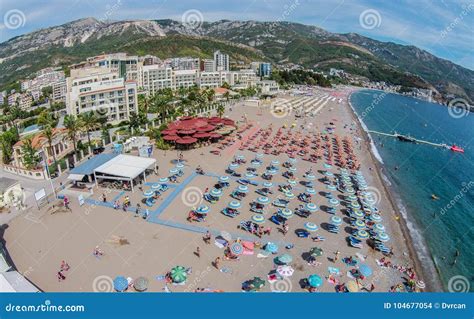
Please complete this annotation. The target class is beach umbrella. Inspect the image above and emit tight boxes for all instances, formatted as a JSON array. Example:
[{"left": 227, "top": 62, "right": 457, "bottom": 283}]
[
  {"left": 236, "top": 154, "right": 245, "bottom": 160},
  {"left": 143, "top": 190, "right": 154, "bottom": 198},
  {"left": 306, "top": 188, "right": 316, "bottom": 195},
  {"left": 277, "top": 254, "right": 293, "bottom": 264},
  {"left": 359, "top": 264, "right": 373, "bottom": 277},
  {"left": 347, "top": 194, "right": 358, "bottom": 201},
  {"left": 271, "top": 160, "right": 280, "bottom": 166},
  {"left": 210, "top": 188, "right": 223, "bottom": 197},
  {"left": 197, "top": 205, "right": 210, "bottom": 214},
  {"left": 159, "top": 177, "right": 169, "bottom": 183},
  {"left": 304, "top": 222, "right": 319, "bottom": 232},
  {"left": 287, "top": 179, "right": 297, "bottom": 185},
  {"left": 250, "top": 277, "right": 265, "bottom": 289},
  {"left": 347, "top": 281, "right": 359, "bottom": 292},
  {"left": 151, "top": 183, "right": 161, "bottom": 191},
  {"left": 376, "top": 232, "right": 390, "bottom": 242},
  {"left": 306, "top": 203, "right": 318, "bottom": 212},
  {"left": 263, "top": 182, "right": 273, "bottom": 188},
  {"left": 330, "top": 215, "right": 342, "bottom": 225},
  {"left": 356, "top": 230, "right": 369, "bottom": 239},
  {"left": 323, "top": 163, "right": 332, "bottom": 169},
  {"left": 308, "top": 274, "right": 323, "bottom": 288},
  {"left": 351, "top": 201, "right": 361, "bottom": 209},
  {"left": 256, "top": 153, "right": 264, "bottom": 159},
  {"left": 340, "top": 168, "right": 348, "bottom": 174},
  {"left": 285, "top": 192, "right": 295, "bottom": 199},
  {"left": 352, "top": 210, "right": 365, "bottom": 219},
  {"left": 306, "top": 174, "right": 316, "bottom": 180},
  {"left": 252, "top": 214, "right": 265, "bottom": 224},
  {"left": 230, "top": 242, "right": 244, "bottom": 255},
  {"left": 345, "top": 187, "right": 355, "bottom": 194},
  {"left": 326, "top": 184, "right": 336, "bottom": 191},
  {"left": 324, "top": 171, "right": 334, "bottom": 177},
  {"left": 237, "top": 185, "right": 249, "bottom": 193},
  {"left": 370, "top": 214, "right": 382, "bottom": 222},
  {"left": 289, "top": 158, "right": 297, "bottom": 163},
  {"left": 279, "top": 208, "right": 294, "bottom": 218},
  {"left": 416, "top": 280, "right": 426, "bottom": 289},
  {"left": 257, "top": 196, "right": 270, "bottom": 204},
  {"left": 277, "top": 265, "right": 295, "bottom": 277},
  {"left": 219, "top": 176, "right": 230, "bottom": 182},
  {"left": 176, "top": 162, "right": 184, "bottom": 169},
  {"left": 373, "top": 223, "right": 385, "bottom": 233},
  {"left": 229, "top": 163, "right": 239, "bottom": 169},
  {"left": 228, "top": 200, "right": 241, "bottom": 209},
  {"left": 245, "top": 172, "right": 256, "bottom": 179},
  {"left": 289, "top": 167, "right": 297, "bottom": 172},
  {"left": 354, "top": 220, "right": 366, "bottom": 229},
  {"left": 170, "top": 266, "right": 187, "bottom": 284},
  {"left": 113, "top": 276, "right": 128, "bottom": 292},
  {"left": 329, "top": 198, "right": 340, "bottom": 206},
  {"left": 133, "top": 277, "right": 149, "bottom": 292},
  {"left": 169, "top": 168, "right": 178, "bottom": 174},
  {"left": 265, "top": 242, "right": 279, "bottom": 254},
  {"left": 251, "top": 161, "right": 262, "bottom": 167},
  {"left": 309, "top": 247, "right": 323, "bottom": 257},
  {"left": 267, "top": 169, "right": 278, "bottom": 175}
]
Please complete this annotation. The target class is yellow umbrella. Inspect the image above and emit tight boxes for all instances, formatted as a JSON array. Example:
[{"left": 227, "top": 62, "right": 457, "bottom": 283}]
[{"left": 347, "top": 281, "right": 359, "bottom": 292}]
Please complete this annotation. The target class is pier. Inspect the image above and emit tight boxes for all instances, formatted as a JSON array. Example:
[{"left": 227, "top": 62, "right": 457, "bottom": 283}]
[{"left": 367, "top": 130, "right": 447, "bottom": 148}]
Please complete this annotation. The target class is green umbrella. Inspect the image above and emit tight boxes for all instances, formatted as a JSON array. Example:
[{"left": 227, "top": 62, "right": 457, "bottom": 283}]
[
  {"left": 310, "top": 247, "right": 323, "bottom": 257},
  {"left": 250, "top": 277, "right": 265, "bottom": 289},
  {"left": 170, "top": 266, "right": 187, "bottom": 283},
  {"left": 277, "top": 254, "right": 293, "bottom": 264}
]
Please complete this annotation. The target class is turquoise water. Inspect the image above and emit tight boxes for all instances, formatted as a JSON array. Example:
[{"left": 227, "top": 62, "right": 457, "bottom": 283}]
[{"left": 350, "top": 90, "right": 473, "bottom": 292}]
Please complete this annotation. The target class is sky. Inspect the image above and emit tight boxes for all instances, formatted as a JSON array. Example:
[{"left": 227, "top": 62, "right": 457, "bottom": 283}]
[{"left": 0, "top": 0, "right": 473, "bottom": 70}]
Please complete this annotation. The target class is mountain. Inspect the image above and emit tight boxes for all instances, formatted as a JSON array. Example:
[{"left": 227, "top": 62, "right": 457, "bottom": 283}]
[{"left": 1, "top": 18, "right": 472, "bottom": 101}]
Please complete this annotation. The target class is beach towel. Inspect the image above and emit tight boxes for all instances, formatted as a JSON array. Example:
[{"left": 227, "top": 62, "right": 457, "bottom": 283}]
[
  {"left": 327, "top": 275, "right": 339, "bottom": 285},
  {"left": 214, "top": 238, "right": 227, "bottom": 249},
  {"left": 220, "top": 267, "right": 233, "bottom": 274},
  {"left": 155, "top": 275, "right": 166, "bottom": 281},
  {"left": 257, "top": 252, "right": 270, "bottom": 258},
  {"left": 242, "top": 241, "right": 255, "bottom": 255},
  {"left": 267, "top": 274, "right": 278, "bottom": 283}
]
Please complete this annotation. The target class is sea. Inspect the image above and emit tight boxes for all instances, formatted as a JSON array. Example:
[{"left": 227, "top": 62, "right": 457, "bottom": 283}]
[{"left": 350, "top": 89, "right": 474, "bottom": 292}]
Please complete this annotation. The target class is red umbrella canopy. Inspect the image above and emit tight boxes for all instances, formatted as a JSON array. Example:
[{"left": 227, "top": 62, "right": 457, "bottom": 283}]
[
  {"left": 176, "top": 137, "right": 198, "bottom": 144},
  {"left": 193, "top": 132, "right": 211, "bottom": 138},
  {"left": 209, "top": 133, "right": 222, "bottom": 139},
  {"left": 163, "top": 135, "right": 179, "bottom": 141},
  {"left": 177, "top": 129, "right": 196, "bottom": 135},
  {"left": 196, "top": 125, "right": 216, "bottom": 132},
  {"left": 161, "top": 129, "right": 177, "bottom": 135}
]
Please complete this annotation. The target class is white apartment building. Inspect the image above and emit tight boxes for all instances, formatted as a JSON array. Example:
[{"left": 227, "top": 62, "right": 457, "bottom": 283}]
[
  {"left": 201, "top": 59, "right": 215, "bottom": 72},
  {"left": 198, "top": 72, "right": 228, "bottom": 89},
  {"left": 66, "top": 68, "right": 138, "bottom": 124},
  {"left": 21, "top": 68, "right": 65, "bottom": 99},
  {"left": 140, "top": 64, "right": 173, "bottom": 93},
  {"left": 169, "top": 57, "right": 200, "bottom": 71},
  {"left": 52, "top": 80, "right": 67, "bottom": 103},
  {"left": 172, "top": 70, "right": 198, "bottom": 89},
  {"left": 214, "top": 51, "right": 230, "bottom": 72},
  {"left": 86, "top": 53, "right": 139, "bottom": 82}
]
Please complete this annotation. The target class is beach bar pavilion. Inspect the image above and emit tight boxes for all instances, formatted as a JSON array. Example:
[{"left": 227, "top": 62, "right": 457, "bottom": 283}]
[{"left": 93, "top": 155, "right": 157, "bottom": 192}]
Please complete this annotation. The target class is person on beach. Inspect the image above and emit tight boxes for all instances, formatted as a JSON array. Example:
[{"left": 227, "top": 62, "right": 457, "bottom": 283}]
[
  {"left": 143, "top": 209, "right": 149, "bottom": 219},
  {"left": 195, "top": 247, "right": 200, "bottom": 258},
  {"left": 135, "top": 204, "right": 141, "bottom": 217},
  {"left": 93, "top": 246, "right": 103, "bottom": 257},
  {"left": 203, "top": 231, "right": 211, "bottom": 244},
  {"left": 282, "top": 222, "right": 289, "bottom": 236},
  {"left": 113, "top": 200, "right": 119, "bottom": 209},
  {"left": 63, "top": 197, "right": 70, "bottom": 210},
  {"left": 102, "top": 193, "right": 107, "bottom": 203},
  {"left": 57, "top": 271, "right": 66, "bottom": 282},
  {"left": 213, "top": 257, "right": 221, "bottom": 270},
  {"left": 334, "top": 250, "right": 340, "bottom": 262},
  {"left": 60, "top": 260, "right": 70, "bottom": 271}
]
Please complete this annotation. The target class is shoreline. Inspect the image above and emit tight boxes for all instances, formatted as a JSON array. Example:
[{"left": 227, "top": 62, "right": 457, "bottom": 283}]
[{"left": 346, "top": 89, "right": 438, "bottom": 292}]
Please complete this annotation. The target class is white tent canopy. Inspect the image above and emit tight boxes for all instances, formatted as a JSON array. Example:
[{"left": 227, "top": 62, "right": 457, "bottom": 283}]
[
  {"left": 93, "top": 154, "right": 157, "bottom": 191},
  {"left": 0, "top": 271, "right": 39, "bottom": 292}
]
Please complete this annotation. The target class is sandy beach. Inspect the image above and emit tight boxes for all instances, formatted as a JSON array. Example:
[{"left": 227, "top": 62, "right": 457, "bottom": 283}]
[{"left": 2, "top": 86, "right": 422, "bottom": 292}]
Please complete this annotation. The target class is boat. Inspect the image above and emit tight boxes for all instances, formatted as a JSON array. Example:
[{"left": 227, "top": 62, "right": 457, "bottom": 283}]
[
  {"left": 395, "top": 133, "right": 416, "bottom": 143},
  {"left": 450, "top": 145, "right": 464, "bottom": 153},
  {"left": 431, "top": 194, "right": 439, "bottom": 200}
]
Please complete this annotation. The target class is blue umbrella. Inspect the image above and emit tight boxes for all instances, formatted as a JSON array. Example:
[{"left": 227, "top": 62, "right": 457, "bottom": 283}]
[
  {"left": 219, "top": 176, "right": 230, "bottom": 182},
  {"left": 289, "top": 167, "right": 297, "bottom": 172},
  {"left": 306, "top": 174, "right": 316, "bottom": 180},
  {"left": 252, "top": 214, "right": 265, "bottom": 224},
  {"left": 326, "top": 184, "right": 336, "bottom": 191},
  {"left": 256, "top": 153, "right": 264, "bottom": 159},
  {"left": 304, "top": 222, "right": 318, "bottom": 232},
  {"left": 169, "top": 168, "right": 178, "bottom": 174},
  {"left": 308, "top": 274, "right": 323, "bottom": 288},
  {"left": 306, "top": 188, "right": 316, "bottom": 195},
  {"left": 237, "top": 185, "right": 249, "bottom": 193},
  {"left": 285, "top": 192, "right": 295, "bottom": 199},
  {"left": 359, "top": 264, "right": 373, "bottom": 277},
  {"left": 345, "top": 187, "right": 355, "bottom": 194},
  {"left": 245, "top": 172, "right": 255, "bottom": 178},
  {"left": 324, "top": 171, "right": 334, "bottom": 177},
  {"left": 257, "top": 196, "right": 270, "bottom": 204},
  {"left": 176, "top": 162, "right": 184, "bottom": 169},
  {"left": 279, "top": 208, "right": 293, "bottom": 218},
  {"left": 263, "top": 182, "right": 273, "bottom": 188},
  {"left": 271, "top": 160, "right": 280, "bottom": 166},
  {"left": 236, "top": 154, "right": 245, "bottom": 159},
  {"left": 251, "top": 161, "right": 262, "bottom": 167},
  {"left": 210, "top": 188, "right": 223, "bottom": 197},
  {"left": 229, "top": 163, "right": 239, "bottom": 169},
  {"left": 329, "top": 198, "right": 340, "bottom": 206},
  {"left": 347, "top": 194, "right": 358, "bottom": 201},
  {"left": 230, "top": 242, "right": 244, "bottom": 255},
  {"left": 356, "top": 230, "right": 369, "bottom": 239},
  {"left": 287, "top": 179, "right": 297, "bottom": 185},
  {"left": 143, "top": 190, "right": 154, "bottom": 198},
  {"left": 265, "top": 242, "right": 279, "bottom": 253},
  {"left": 267, "top": 169, "right": 278, "bottom": 175},
  {"left": 277, "top": 254, "right": 293, "bottom": 264},
  {"left": 323, "top": 163, "right": 332, "bottom": 169},
  {"left": 354, "top": 219, "right": 366, "bottom": 229},
  {"left": 197, "top": 205, "right": 210, "bottom": 213},
  {"left": 373, "top": 223, "right": 385, "bottom": 233},
  {"left": 151, "top": 183, "right": 161, "bottom": 191},
  {"left": 228, "top": 201, "right": 241, "bottom": 209},
  {"left": 352, "top": 210, "right": 364, "bottom": 219},
  {"left": 376, "top": 232, "right": 390, "bottom": 242},
  {"left": 113, "top": 276, "right": 128, "bottom": 292},
  {"left": 330, "top": 215, "right": 342, "bottom": 225},
  {"left": 351, "top": 201, "right": 361, "bottom": 209},
  {"left": 370, "top": 214, "right": 382, "bottom": 222},
  {"left": 159, "top": 177, "right": 169, "bottom": 183},
  {"left": 306, "top": 203, "right": 318, "bottom": 212}
]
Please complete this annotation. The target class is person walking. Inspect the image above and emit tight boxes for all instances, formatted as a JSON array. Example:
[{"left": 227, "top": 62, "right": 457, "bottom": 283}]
[
  {"left": 334, "top": 250, "right": 340, "bottom": 262},
  {"left": 135, "top": 204, "right": 141, "bottom": 217},
  {"left": 195, "top": 247, "right": 200, "bottom": 258}
]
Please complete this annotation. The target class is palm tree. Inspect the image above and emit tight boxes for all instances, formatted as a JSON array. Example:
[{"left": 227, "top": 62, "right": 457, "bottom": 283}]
[
  {"left": 43, "top": 126, "right": 57, "bottom": 168},
  {"left": 217, "top": 103, "right": 225, "bottom": 118},
  {"left": 64, "top": 115, "right": 80, "bottom": 155},
  {"left": 21, "top": 137, "right": 41, "bottom": 170},
  {"left": 79, "top": 111, "right": 97, "bottom": 147}
]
